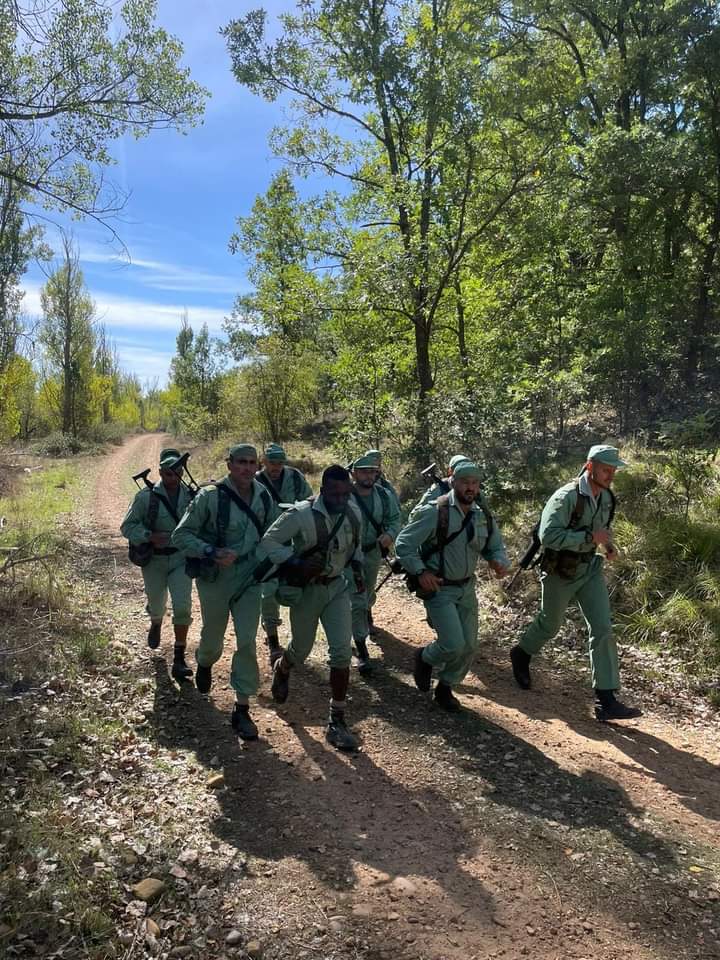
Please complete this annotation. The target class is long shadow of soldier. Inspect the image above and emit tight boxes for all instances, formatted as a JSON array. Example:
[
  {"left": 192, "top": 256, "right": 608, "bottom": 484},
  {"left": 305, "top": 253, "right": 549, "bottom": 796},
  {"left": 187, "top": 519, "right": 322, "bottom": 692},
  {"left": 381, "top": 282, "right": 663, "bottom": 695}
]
[
  {"left": 460, "top": 626, "right": 720, "bottom": 826},
  {"left": 147, "top": 658, "right": 496, "bottom": 929}
]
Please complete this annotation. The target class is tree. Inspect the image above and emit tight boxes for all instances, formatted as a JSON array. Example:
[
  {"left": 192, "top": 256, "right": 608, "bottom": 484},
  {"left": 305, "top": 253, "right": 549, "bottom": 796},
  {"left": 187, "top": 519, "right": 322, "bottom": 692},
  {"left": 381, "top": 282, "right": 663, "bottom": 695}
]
[
  {"left": 1, "top": 0, "right": 206, "bottom": 222},
  {"left": 39, "top": 235, "right": 96, "bottom": 437},
  {"left": 224, "top": 0, "right": 538, "bottom": 454}
]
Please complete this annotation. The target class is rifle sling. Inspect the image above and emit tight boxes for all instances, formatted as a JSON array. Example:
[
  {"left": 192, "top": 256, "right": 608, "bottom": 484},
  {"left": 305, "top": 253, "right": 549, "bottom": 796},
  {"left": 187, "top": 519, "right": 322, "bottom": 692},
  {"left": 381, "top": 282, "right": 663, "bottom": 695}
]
[{"left": 218, "top": 484, "right": 265, "bottom": 539}]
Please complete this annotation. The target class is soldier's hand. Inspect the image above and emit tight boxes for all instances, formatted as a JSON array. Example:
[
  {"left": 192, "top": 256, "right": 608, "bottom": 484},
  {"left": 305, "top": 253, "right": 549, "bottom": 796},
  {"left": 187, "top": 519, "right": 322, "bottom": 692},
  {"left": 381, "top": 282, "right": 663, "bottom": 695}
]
[
  {"left": 592, "top": 529, "right": 611, "bottom": 546},
  {"left": 378, "top": 533, "right": 393, "bottom": 551},
  {"left": 149, "top": 531, "right": 170, "bottom": 547},
  {"left": 489, "top": 561, "right": 511, "bottom": 579},
  {"left": 215, "top": 548, "right": 237, "bottom": 567},
  {"left": 418, "top": 571, "right": 443, "bottom": 593}
]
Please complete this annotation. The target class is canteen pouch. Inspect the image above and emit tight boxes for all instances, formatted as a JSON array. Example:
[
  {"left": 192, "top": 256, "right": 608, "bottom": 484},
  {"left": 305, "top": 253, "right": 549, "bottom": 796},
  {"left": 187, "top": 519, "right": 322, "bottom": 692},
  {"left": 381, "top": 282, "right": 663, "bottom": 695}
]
[
  {"left": 128, "top": 541, "right": 154, "bottom": 568},
  {"left": 541, "top": 548, "right": 581, "bottom": 580},
  {"left": 185, "top": 556, "right": 219, "bottom": 583}
]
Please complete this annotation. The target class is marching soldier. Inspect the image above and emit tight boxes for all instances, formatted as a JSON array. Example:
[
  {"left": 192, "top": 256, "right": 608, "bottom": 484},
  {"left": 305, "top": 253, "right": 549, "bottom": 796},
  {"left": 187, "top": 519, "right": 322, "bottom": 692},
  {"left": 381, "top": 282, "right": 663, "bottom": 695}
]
[
  {"left": 395, "top": 461, "right": 510, "bottom": 711},
  {"left": 409, "top": 454, "right": 471, "bottom": 518},
  {"left": 256, "top": 464, "right": 363, "bottom": 752},
  {"left": 510, "top": 445, "right": 642, "bottom": 721},
  {"left": 120, "top": 448, "right": 194, "bottom": 681},
  {"left": 255, "top": 443, "right": 313, "bottom": 665},
  {"left": 348, "top": 452, "right": 401, "bottom": 673},
  {"left": 171, "top": 444, "right": 276, "bottom": 740},
  {"left": 363, "top": 448, "right": 401, "bottom": 508}
]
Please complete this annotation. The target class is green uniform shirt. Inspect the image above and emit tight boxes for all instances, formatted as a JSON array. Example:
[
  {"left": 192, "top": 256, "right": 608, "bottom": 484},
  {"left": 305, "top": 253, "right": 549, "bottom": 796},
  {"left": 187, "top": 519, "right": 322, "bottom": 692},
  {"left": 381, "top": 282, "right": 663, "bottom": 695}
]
[
  {"left": 539, "top": 479, "right": 613, "bottom": 554},
  {"left": 257, "top": 496, "right": 363, "bottom": 579},
  {"left": 255, "top": 466, "right": 313, "bottom": 506},
  {"left": 396, "top": 488, "right": 508, "bottom": 579},
  {"left": 120, "top": 482, "right": 192, "bottom": 545},
  {"left": 351, "top": 483, "right": 402, "bottom": 549},
  {"left": 171, "top": 477, "right": 278, "bottom": 559}
]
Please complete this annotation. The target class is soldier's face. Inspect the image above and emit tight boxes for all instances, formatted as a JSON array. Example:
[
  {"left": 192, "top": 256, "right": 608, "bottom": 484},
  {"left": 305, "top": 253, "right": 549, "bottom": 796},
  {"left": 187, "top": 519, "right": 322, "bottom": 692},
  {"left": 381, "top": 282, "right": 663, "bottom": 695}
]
[
  {"left": 322, "top": 479, "right": 352, "bottom": 514},
  {"left": 588, "top": 460, "right": 616, "bottom": 489},
  {"left": 453, "top": 476, "right": 480, "bottom": 504},
  {"left": 159, "top": 467, "right": 182, "bottom": 490},
  {"left": 264, "top": 459, "right": 284, "bottom": 481},
  {"left": 227, "top": 455, "right": 257, "bottom": 487},
  {"left": 353, "top": 467, "right": 376, "bottom": 489}
]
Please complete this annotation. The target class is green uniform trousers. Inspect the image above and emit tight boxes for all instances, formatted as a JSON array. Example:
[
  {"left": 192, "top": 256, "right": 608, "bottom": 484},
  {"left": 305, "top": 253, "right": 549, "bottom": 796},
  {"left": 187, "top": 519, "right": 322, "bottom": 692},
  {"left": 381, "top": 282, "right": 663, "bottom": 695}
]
[
  {"left": 195, "top": 561, "right": 262, "bottom": 699},
  {"left": 261, "top": 579, "right": 282, "bottom": 632},
  {"left": 421, "top": 581, "right": 479, "bottom": 686},
  {"left": 520, "top": 555, "right": 619, "bottom": 690},
  {"left": 142, "top": 554, "right": 193, "bottom": 625},
  {"left": 348, "top": 546, "right": 383, "bottom": 641},
  {"left": 285, "top": 577, "right": 352, "bottom": 669}
]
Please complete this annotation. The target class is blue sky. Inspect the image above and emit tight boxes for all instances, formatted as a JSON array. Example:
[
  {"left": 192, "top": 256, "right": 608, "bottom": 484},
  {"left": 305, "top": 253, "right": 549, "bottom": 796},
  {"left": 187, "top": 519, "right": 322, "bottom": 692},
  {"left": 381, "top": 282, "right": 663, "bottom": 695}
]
[{"left": 21, "top": 0, "right": 299, "bottom": 384}]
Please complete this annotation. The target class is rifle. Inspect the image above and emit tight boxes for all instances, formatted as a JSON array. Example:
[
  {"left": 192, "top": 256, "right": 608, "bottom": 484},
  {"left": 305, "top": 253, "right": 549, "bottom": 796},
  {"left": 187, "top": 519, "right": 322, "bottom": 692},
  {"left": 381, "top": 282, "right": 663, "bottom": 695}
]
[
  {"left": 166, "top": 451, "right": 201, "bottom": 498},
  {"left": 421, "top": 462, "right": 444, "bottom": 486},
  {"left": 132, "top": 468, "right": 153, "bottom": 491},
  {"left": 506, "top": 524, "right": 542, "bottom": 591},
  {"left": 374, "top": 555, "right": 404, "bottom": 594}
]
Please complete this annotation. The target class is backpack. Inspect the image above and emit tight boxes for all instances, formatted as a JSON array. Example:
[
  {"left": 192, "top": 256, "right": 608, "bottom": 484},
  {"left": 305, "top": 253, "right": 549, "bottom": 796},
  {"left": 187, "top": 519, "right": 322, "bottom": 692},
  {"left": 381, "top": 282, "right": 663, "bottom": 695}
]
[{"left": 420, "top": 494, "right": 492, "bottom": 578}]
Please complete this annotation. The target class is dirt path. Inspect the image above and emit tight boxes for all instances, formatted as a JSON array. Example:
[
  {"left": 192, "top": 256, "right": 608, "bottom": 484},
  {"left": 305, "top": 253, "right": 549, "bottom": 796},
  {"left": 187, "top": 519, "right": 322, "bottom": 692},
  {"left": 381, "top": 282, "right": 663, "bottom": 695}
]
[{"left": 87, "top": 435, "right": 720, "bottom": 960}]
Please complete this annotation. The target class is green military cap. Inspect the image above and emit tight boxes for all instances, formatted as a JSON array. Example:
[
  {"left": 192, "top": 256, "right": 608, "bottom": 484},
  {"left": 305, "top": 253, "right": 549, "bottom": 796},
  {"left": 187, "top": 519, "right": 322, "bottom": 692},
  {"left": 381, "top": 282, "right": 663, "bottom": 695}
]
[
  {"left": 228, "top": 443, "right": 258, "bottom": 461},
  {"left": 587, "top": 444, "right": 627, "bottom": 468},
  {"left": 363, "top": 448, "right": 382, "bottom": 465},
  {"left": 159, "top": 448, "right": 182, "bottom": 469},
  {"left": 265, "top": 443, "right": 287, "bottom": 462},
  {"left": 353, "top": 453, "right": 378, "bottom": 469},
  {"left": 449, "top": 454, "right": 470, "bottom": 470},
  {"left": 453, "top": 460, "right": 482, "bottom": 479}
]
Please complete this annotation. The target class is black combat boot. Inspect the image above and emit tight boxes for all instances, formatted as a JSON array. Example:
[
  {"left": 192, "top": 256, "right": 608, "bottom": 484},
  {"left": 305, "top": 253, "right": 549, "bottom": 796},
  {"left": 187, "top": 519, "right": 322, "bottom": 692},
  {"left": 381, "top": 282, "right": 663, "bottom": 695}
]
[
  {"left": 146, "top": 621, "right": 162, "bottom": 649},
  {"left": 367, "top": 609, "right": 377, "bottom": 637},
  {"left": 413, "top": 646, "right": 433, "bottom": 692},
  {"left": 170, "top": 626, "right": 193, "bottom": 681},
  {"left": 265, "top": 633, "right": 284, "bottom": 667},
  {"left": 231, "top": 703, "right": 258, "bottom": 740},
  {"left": 326, "top": 709, "right": 359, "bottom": 752},
  {"left": 594, "top": 690, "right": 643, "bottom": 721},
  {"left": 271, "top": 655, "right": 290, "bottom": 704},
  {"left": 195, "top": 663, "right": 212, "bottom": 694},
  {"left": 434, "top": 681, "right": 462, "bottom": 712},
  {"left": 510, "top": 644, "right": 532, "bottom": 690},
  {"left": 354, "top": 637, "right": 374, "bottom": 677}
]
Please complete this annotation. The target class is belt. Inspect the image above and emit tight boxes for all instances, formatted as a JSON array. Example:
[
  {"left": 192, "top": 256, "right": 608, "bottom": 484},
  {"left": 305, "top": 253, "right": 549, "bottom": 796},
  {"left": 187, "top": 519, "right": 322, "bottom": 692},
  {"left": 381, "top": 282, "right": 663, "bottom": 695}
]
[
  {"left": 314, "top": 575, "right": 340, "bottom": 586},
  {"left": 442, "top": 577, "right": 472, "bottom": 587},
  {"left": 153, "top": 547, "right": 178, "bottom": 556}
]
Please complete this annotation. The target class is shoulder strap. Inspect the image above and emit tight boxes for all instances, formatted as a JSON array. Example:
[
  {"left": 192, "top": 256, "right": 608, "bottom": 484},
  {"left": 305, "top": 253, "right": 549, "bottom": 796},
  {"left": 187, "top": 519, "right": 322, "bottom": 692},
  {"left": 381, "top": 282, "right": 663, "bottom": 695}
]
[
  {"left": 148, "top": 490, "right": 180, "bottom": 526},
  {"left": 420, "top": 495, "right": 474, "bottom": 573},
  {"left": 303, "top": 499, "right": 347, "bottom": 558},
  {"left": 255, "top": 470, "right": 282, "bottom": 504},
  {"left": 352, "top": 488, "right": 384, "bottom": 536},
  {"left": 570, "top": 480, "right": 615, "bottom": 530},
  {"left": 217, "top": 483, "right": 266, "bottom": 539},
  {"left": 292, "top": 468, "right": 303, "bottom": 501}
]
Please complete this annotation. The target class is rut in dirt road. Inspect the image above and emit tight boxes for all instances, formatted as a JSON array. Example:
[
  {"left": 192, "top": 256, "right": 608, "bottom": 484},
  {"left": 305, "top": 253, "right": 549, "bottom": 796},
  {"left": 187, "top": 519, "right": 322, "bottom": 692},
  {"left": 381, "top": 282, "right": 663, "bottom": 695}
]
[{"left": 98, "top": 435, "right": 720, "bottom": 960}]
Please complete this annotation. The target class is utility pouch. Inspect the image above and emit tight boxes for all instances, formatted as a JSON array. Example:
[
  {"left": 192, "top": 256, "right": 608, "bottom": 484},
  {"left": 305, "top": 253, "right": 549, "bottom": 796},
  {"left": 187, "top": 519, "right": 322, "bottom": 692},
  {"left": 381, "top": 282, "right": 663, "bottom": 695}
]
[
  {"left": 541, "top": 548, "right": 581, "bottom": 580},
  {"left": 404, "top": 572, "right": 437, "bottom": 601},
  {"left": 128, "top": 541, "right": 154, "bottom": 568},
  {"left": 185, "top": 556, "right": 219, "bottom": 582}
]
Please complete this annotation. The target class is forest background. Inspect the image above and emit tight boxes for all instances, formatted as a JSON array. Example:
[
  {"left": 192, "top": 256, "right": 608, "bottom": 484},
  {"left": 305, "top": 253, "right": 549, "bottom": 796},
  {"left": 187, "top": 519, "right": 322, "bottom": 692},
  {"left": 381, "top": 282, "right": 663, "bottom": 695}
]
[{"left": 2, "top": 0, "right": 720, "bottom": 680}]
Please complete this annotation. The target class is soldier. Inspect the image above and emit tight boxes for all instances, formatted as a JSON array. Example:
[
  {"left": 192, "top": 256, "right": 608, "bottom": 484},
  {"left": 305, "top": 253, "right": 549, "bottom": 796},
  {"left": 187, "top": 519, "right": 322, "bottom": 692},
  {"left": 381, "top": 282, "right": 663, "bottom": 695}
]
[
  {"left": 510, "top": 445, "right": 642, "bottom": 722},
  {"left": 255, "top": 443, "right": 313, "bottom": 665},
  {"left": 171, "top": 444, "right": 276, "bottom": 740},
  {"left": 395, "top": 461, "right": 510, "bottom": 711},
  {"left": 363, "top": 448, "right": 401, "bottom": 507},
  {"left": 120, "top": 448, "right": 194, "bottom": 682},
  {"left": 348, "top": 452, "right": 401, "bottom": 674},
  {"left": 256, "top": 464, "right": 363, "bottom": 752}
]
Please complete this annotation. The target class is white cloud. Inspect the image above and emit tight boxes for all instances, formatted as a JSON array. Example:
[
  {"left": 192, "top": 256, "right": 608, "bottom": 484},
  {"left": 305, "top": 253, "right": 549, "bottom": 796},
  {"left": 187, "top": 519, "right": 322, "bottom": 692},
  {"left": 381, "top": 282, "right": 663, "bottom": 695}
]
[
  {"left": 76, "top": 245, "right": 242, "bottom": 296},
  {"left": 115, "top": 343, "right": 175, "bottom": 382}
]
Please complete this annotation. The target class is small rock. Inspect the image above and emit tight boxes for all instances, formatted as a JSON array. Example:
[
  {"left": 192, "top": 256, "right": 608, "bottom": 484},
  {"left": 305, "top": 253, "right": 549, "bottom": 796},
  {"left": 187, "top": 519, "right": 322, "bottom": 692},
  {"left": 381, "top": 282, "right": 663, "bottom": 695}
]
[
  {"left": 225, "top": 929, "right": 243, "bottom": 946},
  {"left": 207, "top": 773, "right": 225, "bottom": 790},
  {"left": 169, "top": 947, "right": 193, "bottom": 957},
  {"left": 146, "top": 919, "right": 161, "bottom": 938},
  {"left": 628, "top": 922, "right": 639, "bottom": 931},
  {"left": 582, "top": 921, "right": 593, "bottom": 933},
  {"left": 170, "top": 864, "right": 188, "bottom": 879},
  {"left": 390, "top": 877, "right": 416, "bottom": 897},
  {"left": 118, "top": 932, "right": 134, "bottom": 946},
  {"left": 387, "top": 912, "right": 400, "bottom": 921},
  {"left": 246, "top": 941, "right": 263, "bottom": 958},
  {"left": 178, "top": 849, "right": 199, "bottom": 865},
  {"left": 329, "top": 919, "right": 344, "bottom": 933},
  {"left": 132, "top": 878, "right": 166, "bottom": 903},
  {"left": 352, "top": 905, "right": 372, "bottom": 919}
]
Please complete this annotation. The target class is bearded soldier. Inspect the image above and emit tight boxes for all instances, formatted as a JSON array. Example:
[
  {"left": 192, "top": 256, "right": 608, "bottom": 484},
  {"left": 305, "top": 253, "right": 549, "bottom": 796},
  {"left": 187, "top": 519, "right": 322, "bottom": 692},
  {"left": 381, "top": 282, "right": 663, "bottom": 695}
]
[
  {"left": 510, "top": 445, "right": 642, "bottom": 722},
  {"left": 120, "top": 448, "right": 194, "bottom": 681},
  {"left": 347, "top": 452, "right": 401, "bottom": 674},
  {"left": 171, "top": 444, "right": 277, "bottom": 740},
  {"left": 255, "top": 443, "right": 313, "bottom": 665},
  {"left": 396, "top": 461, "right": 510, "bottom": 711}
]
